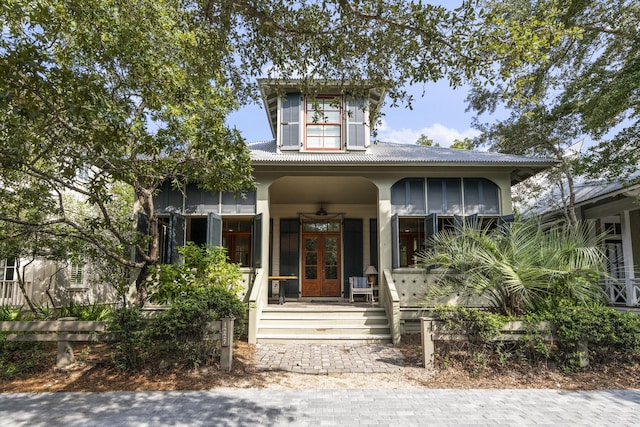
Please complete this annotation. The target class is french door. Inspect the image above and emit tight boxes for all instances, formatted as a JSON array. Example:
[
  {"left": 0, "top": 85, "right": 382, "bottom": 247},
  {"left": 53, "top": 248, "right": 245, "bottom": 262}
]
[{"left": 302, "top": 233, "right": 341, "bottom": 297}]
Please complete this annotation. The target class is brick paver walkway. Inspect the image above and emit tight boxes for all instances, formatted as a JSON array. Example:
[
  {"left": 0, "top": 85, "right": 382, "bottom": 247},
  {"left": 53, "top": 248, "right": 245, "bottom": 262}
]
[
  {"left": 254, "top": 343, "right": 405, "bottom": 374},
  {"left": 2, "top": 389, "right": 639, "bottom": 426}
]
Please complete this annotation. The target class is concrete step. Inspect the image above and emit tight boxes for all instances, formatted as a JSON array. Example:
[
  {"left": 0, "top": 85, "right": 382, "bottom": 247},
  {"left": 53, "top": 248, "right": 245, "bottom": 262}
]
[
  {"left": 259, "top": 318, "right": 389, "bottom": 327},
  {"left": 256, "top": 304, "right": 391, "bottom": 344},
  {"left": 255, "top": 333, "right": 392, "bottom": 344}
]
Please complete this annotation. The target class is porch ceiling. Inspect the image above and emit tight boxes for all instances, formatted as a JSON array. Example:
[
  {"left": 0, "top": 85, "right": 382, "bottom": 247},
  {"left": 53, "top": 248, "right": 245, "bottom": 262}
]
[{"left": 269, "top": 176, "right": 377, "bottom": 205}]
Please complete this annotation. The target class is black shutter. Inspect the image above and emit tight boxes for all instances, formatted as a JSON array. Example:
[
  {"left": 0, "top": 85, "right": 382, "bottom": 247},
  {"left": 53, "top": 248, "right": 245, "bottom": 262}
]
[
  {"left": 424, "top": 213, "right": 437, "bottom": 250},
  {"left": 281, "top": 94, "right": 300, "bottom": 149},
  {"left": 279, "top": 219, "right": 300, "bottom": 298},
  {"left": 169, "top": 213, "right": 185, "bottom": 264},
  {"left": 206, "top": 212, "right": 222, "bottom": 246},
  {"left": 343, "top": 218, "right": 364, "bottom": 297},
  {"left": 369, "top": 218, "right": 378, "bottom": 270},
  {"left": 391, "top": 213, "right": 399, "bottom": 269},
  {"left": 252, "top": 214, "right": 262, "bottom": 268}
]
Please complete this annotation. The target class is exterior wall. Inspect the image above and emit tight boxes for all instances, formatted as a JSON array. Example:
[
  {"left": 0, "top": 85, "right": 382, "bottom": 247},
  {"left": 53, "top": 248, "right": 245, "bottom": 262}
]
[
  {"left": 1, "top": 259, "right": 120, "bottom": 308},
  {"left": 256, "top": 167, "right": 515, "bottom": 304}
]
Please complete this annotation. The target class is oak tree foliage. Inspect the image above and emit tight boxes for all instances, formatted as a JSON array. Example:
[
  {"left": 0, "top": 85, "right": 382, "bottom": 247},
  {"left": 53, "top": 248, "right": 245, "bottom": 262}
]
[{"left": 0, "top": 0, "right": 567, "bottom": 303}]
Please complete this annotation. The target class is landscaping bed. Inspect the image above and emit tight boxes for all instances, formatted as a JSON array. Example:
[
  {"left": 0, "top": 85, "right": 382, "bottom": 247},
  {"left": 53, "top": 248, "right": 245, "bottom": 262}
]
[{"left": 1, "top": 336, "right": 639, "bottom": 392}]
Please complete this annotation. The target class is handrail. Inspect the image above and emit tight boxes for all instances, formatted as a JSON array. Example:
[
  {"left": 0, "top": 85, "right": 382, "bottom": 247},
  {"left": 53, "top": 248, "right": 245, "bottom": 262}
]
[
  {"left": 381, "top": 269, "right": 401, "bottom": 344},
  {"left": 247, "top": 268, "right": 266, "bottom": 344}
]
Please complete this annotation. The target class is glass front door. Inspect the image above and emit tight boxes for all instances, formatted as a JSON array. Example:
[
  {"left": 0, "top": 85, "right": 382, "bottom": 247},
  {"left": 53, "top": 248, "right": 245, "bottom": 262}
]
[{"left": 302, "top": 224, "right": 341, "bottom": 297}]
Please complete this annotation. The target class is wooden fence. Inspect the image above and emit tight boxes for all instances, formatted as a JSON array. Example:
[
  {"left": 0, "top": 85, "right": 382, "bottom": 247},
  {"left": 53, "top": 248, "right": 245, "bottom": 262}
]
[{"left": 0, "top": 317, "right": 235, "bottom": 370}]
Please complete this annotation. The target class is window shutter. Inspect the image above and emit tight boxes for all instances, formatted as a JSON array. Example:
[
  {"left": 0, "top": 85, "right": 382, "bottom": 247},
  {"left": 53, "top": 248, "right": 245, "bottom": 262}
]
[
  {"left": 279, "top": 219, "right": 300, "bottom": 298},
  {"left": 346, "top": 97, "right": 367, "bottom": 149},
  {"left": 343, "top": 218, "right": 364, "bottom": 296},
  {"left": 252, "top": 213, "right": 263, "bottom": 268},
  {"left": 391, "top": 213, "right": 400, "bottom": 269},
  {"left": 424, "top": 213, "right": 438, "bottom": 249},
  {"left": 280, "top": 93, "right": 300, "bottom": 150},
  {"left": 207, "top": 212, "right": 222, "bottom": 247},
  {"left": 369, "top": 218, "right": 378, "bottom": 269},
  {"left": 169, "top": 213, "right": 185, "bottom": 264}
]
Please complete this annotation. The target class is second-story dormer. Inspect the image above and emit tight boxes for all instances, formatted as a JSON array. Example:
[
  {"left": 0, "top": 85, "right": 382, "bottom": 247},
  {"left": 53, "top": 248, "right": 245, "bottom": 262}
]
[{"left": 258, "top": 79, "right": 385, "bottom": 153}]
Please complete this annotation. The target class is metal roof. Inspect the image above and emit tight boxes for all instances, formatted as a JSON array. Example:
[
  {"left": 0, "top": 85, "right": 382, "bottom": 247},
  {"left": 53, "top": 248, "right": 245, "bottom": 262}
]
[{"left": 248, "top": 140, "right": 556, "bottom": 183}]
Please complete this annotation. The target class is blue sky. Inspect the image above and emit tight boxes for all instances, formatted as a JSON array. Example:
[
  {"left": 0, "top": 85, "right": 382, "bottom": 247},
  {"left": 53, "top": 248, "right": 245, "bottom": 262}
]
[{"left": 226, "top": 80, "right": 486, "bottom": 147}]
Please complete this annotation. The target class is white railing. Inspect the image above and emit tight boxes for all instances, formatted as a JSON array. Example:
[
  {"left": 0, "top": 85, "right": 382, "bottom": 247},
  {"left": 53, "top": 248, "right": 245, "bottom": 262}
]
[
  {"left": 629, "top": 279, "right": 640, "bottom": 307},
  {"left": 247, "top": 268, "right": 265, "bottom": 344},
  {"left": 381, "top": 269, "right": 401, "bottom": 344},
  {"left": 602, "top": 278, "right": 640, "bottom": 307},
  {"left": 0, "top": 281, "right": 29, "bottom": 307}
]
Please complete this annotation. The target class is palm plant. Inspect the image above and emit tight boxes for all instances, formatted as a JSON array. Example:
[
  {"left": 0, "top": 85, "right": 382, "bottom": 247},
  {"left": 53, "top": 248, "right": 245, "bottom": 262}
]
[{"left": 415, "top": 217, "right": 609, "bottom": 316}]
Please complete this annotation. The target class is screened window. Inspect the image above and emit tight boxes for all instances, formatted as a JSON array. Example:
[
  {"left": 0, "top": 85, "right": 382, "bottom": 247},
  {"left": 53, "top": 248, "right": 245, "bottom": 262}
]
[
  {"left": 391, "top": 178, "right": 426, "bottom": 215},
  {"left": 427, "top": 178, "right": 462, "bottom": 215},
  {"left": 306, "top": 96, "right": 342, "bottom": 150},
  {"left": 221, "top": 191, "right": 256, "bottom": 214},
  {"left": 463, "top": 179, "right": 500, "bottom": 215}
]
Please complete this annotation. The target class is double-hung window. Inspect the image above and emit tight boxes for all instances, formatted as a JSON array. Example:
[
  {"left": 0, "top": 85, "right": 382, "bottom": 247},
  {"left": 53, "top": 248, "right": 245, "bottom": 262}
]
[
  {"left": 1, "top": 258, "right": 16, "bottom": 299},
  {"left": 305, "top": 96, "right": 342, "bottom": 150}
]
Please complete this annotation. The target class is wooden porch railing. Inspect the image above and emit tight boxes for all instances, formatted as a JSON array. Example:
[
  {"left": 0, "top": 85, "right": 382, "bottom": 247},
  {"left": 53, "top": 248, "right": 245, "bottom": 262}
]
[
  {"left": 247, "top": 268, "right": 266, "bottom": 344},
  {"left": 381, "top": 269, "right": 401, "bottom": 344}
]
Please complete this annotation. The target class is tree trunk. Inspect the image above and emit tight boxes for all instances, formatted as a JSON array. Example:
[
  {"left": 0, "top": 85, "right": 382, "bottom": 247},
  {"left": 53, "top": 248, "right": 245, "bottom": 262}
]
[{"left": 133, "top": 185, "right": 161, "bottom": 307}]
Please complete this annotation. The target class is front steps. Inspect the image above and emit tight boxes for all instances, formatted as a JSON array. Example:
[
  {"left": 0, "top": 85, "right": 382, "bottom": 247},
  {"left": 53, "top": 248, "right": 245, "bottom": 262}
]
[{"left": 256, "top": 304, "right": 391, "bottom": 344}]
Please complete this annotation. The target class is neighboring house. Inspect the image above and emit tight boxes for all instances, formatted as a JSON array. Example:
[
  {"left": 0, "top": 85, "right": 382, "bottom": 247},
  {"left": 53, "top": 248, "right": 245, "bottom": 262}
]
[
  {"left": 0, "top": 256, "right": 120, "bottom": 309},
  {"left": 524, "top": 173, "right": 640, "bottom": 308},
  {"left": 152, "top": 80, "right": 555, "bottom": 343}
]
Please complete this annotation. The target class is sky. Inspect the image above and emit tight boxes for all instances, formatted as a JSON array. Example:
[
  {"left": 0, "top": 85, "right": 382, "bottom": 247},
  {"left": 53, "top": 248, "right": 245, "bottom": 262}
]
[{"left": 226, "top": 80, "right": 488, "bottom": 148}]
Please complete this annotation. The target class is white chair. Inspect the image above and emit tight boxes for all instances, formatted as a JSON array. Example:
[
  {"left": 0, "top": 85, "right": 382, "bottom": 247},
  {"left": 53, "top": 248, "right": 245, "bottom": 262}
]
[{"left": 349, "top": 276, "right": 374, "bottom": 303}]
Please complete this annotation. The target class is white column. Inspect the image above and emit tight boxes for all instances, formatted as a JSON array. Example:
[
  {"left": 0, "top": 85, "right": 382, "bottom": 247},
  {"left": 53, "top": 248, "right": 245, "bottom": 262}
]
[{"left": 620, "top": 211, "right": 635, "bottom": 306}]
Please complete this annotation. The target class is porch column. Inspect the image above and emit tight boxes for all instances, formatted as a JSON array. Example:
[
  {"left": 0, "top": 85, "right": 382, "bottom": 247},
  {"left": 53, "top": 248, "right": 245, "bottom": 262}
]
[
  {"left": 248, "top": 178, "right": 272, "bottom": 343},
  {"left": 376, "top": 182, "right": 393, "bottom": 293},
  {"left": 621, "top": 210, "right": 636, "bottom": 306}
]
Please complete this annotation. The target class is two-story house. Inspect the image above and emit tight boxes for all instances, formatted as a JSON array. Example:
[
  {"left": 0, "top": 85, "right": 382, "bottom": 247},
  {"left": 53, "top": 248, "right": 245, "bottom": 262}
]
[{"left": 152, "top": 80, "right": 555, "bottom": 344}]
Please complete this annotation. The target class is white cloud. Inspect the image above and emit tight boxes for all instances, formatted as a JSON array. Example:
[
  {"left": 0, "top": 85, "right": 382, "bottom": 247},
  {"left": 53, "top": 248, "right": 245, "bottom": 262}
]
[{"left": 376, "top": 120, "right": 481, "bottom": 148}]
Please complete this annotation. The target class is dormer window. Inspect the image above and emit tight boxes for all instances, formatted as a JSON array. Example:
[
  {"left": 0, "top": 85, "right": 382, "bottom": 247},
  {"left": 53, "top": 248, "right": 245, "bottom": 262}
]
[
  {"left": 260, "top": 79, "right": 384, "bottom": 153},
  {"left": 306, "top": 96, "right": 342, "bottom": 150}
]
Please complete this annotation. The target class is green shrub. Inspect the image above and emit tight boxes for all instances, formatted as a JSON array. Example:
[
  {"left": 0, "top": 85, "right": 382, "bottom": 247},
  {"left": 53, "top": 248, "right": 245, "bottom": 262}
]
[
  {"left": 60, "top": 301, "right": 115, "bottom": 321},
  {"left": 430, "top": 304, "right": 640, "bottom": 373},
  {"left": 149, "top": 243, "right": 242, "bottom": 304},
  {"left": 0, "top": 306, "right": 22, "bottom": 321},
  {"left": 0, "top": 339, "right": 51, "bottom": 380},
  {"left": 417, "top": 217, "right": 608, "bottom": 316},
  {"left": 108, "top": 243, "right": 247, "bottom": 372}
]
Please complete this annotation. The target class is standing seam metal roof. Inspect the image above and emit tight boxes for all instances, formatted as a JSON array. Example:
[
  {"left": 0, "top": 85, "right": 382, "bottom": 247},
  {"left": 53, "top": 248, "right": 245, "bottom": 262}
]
[{"left": 248, "top": 140, "right": 556, "bottom": 166}]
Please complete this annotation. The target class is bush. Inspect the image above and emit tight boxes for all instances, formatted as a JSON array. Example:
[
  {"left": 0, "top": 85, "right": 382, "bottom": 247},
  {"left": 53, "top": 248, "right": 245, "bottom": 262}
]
[
  {"left": 416, "top": 217, "right": 609, "bottom": 316},
  {"left": 535, "top": 301, "right": 640, "bottom": 369},
  {"left": 59, "top": 301, "right": 115, "bottom": 321},
  {"left": 430, "top": 304, "right": 640, "bottom": 373},
  {"left": 108, "top": 243, "right": 246, "bottom": 372}
]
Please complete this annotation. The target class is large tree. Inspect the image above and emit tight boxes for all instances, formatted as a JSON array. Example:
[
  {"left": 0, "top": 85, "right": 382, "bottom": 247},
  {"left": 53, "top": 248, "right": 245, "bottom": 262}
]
[
  {"left": 467, "top": 0, "right": 639, "bottom": 210},
  {"left": 0, "top": 0, "right": 568, "bottom": 304}
]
